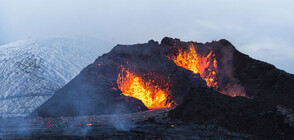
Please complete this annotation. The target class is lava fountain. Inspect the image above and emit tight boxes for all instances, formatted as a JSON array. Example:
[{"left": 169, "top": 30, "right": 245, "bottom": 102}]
[
  {"left": 169, "top": 44, "right": 218, "bottom": 88},
  {"left": 117, "top": 66, "right": 172, "bottom": 108},
  {"left": 169, "top": 44, "right": 246, "bottom": 97}
]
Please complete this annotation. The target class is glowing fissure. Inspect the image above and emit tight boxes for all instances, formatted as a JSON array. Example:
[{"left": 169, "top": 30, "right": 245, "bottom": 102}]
[
  {"left": 170, "top": 44, "right": 246, "bottom": 97},
  {"left": 117, "top": 66, "right": 171, "bottom": 108}
]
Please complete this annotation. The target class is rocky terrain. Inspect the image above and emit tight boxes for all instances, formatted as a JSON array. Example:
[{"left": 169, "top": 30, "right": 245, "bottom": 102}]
[
  {"left": 31, "top": 39, "right": 207, "bottom": 117},
  {"left": 31, "top": 37, "right": 294, "bottom": 117},
  {"left": 169, "top": 87, "right": 294, "bottom": 139},
  {"left": 0, "top": 108, "right": 255, "bottom": 140}
]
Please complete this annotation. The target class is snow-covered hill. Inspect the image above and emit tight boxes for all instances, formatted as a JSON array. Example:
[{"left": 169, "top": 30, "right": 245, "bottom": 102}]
[{"left": 0, "top": 38, "right": 112, "bottom": 117}]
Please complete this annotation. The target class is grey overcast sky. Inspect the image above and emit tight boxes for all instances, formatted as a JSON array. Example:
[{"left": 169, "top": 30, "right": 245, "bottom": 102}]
[{"left": 0, "top": 0, "right": 293, "bottom": 73}]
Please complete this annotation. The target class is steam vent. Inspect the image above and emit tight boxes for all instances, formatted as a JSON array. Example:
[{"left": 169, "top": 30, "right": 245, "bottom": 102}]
[{"left": 31, "top": 37, "right": 294, "bottom": 117}]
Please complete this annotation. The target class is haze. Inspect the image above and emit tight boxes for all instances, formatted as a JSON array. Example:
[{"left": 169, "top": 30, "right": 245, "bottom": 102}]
[{"left": 0, "top": 0, "right": 293, "bottom": 73}]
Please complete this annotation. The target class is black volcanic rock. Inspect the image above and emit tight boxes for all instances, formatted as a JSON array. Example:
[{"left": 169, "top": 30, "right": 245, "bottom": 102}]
[
  {"left": 30, "top": 70, "right": 148, "bottom": 117},
  {"left": 30, "top": 38, "right": 207, "bottom": 117},
  {"left": 162, "top": 37, "right": 294, "bottom": 98},
  {"left": 169, "top": 87, "right": 294, "bottom": 139},
  {"left": 233, "top": 49, "right": 294, "bottom": 98},
  {"left": 31, "top": 37, "right": 294, "bottom": 118}
]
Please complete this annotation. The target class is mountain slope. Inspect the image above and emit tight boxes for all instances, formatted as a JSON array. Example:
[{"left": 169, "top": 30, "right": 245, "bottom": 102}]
[
  {"left": 30, "top": 39, "right": 208, "bottom": 117},
  {"left": 0, "top": 38, "right": 112, "bottom": 117},
  {"left": 31, "top": 37, "right": 294, "bottom": 117}
]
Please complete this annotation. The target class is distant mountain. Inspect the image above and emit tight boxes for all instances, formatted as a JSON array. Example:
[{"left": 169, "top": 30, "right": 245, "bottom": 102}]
[{"left": 0, "top": 38, "right": 112, "bottom": 117}]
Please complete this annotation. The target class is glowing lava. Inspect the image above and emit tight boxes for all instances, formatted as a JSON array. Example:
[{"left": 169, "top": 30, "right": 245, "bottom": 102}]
[
  {"left": 169, "top": 44, "right": 246, "bottom": 97},
  {"left": 170, "top": 44, "right": 218, "bottom": 88},
  {"left": 117, "top": 66, "right": 171, "bottom": 108}
]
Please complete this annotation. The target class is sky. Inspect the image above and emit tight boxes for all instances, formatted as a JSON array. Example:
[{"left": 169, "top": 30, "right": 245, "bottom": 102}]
[{"left": 0, "top": 0, "right": 293, "bottom": 73}]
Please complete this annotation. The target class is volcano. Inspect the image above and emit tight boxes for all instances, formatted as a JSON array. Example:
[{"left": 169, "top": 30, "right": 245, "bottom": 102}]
[{"left": 31, "top": 37, "right": 294, "bottom": 118}]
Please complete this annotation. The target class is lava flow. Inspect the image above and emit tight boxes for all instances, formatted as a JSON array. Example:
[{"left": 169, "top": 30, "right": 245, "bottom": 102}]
[
  {"left": 169, "top": 44, "right": 246, "bottom": 97},
  {"left": 117, "top": 66, "right": 171, "bottom": 108}
]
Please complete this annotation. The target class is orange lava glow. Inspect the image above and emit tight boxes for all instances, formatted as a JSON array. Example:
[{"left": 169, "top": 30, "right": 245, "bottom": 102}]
[
  {"left": 170, "top": 44, "right": 246, "bottom": 97},
  {"left": 117, "top": 66, "right": 171, "bottom": 108},
  {"left": 170, "top": 44, "right": 218, "bottom": 88}
]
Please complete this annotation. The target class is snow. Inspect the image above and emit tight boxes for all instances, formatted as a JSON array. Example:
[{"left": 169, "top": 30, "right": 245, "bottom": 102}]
[{"left": 0, "top": 37, "right": 112, "bottom": 117}]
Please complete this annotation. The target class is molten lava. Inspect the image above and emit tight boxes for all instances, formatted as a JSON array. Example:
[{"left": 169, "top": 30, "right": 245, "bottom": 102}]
[
  {"left": 117, "top": 66, "right": 171, "bottom": 108},
  {"left": 170, "top": 44, "right": 218, "bottom": 88},
  {"left": 169, "top": 44, "right": 246, "bottom": 97}
]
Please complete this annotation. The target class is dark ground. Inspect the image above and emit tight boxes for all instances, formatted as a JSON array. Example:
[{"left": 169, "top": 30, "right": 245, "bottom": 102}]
[
  {"left": 169, "top": 87, "right": 294, "bottom": 140},
  {"left": 0, "top": 108, "right": 254, "bottom": 140}
]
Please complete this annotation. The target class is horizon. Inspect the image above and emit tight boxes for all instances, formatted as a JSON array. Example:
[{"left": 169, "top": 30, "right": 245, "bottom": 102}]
[{"left": 0, "top": 0, "right": 293, "bottom": 73}]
